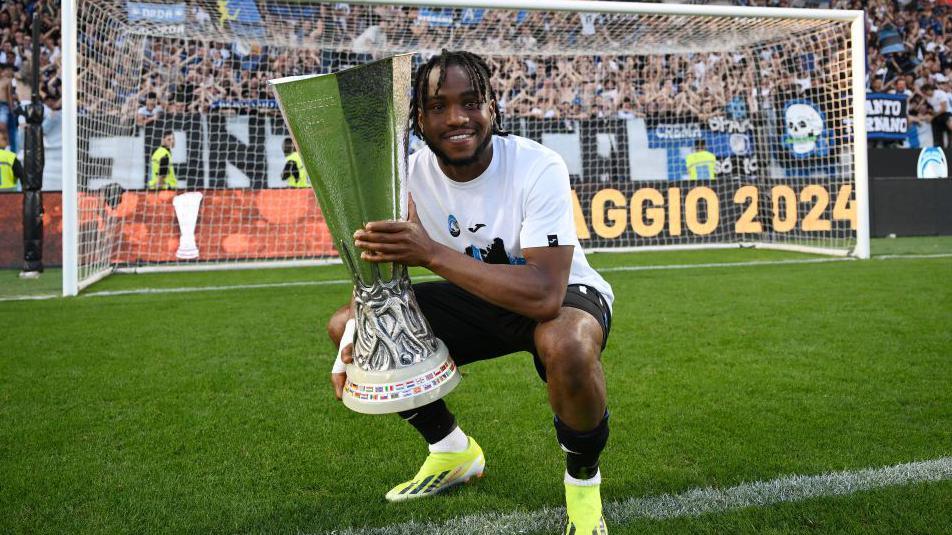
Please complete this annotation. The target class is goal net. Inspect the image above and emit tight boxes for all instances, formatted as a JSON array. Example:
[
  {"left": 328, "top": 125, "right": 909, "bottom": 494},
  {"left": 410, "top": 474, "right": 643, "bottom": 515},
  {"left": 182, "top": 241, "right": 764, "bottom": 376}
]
[{"left": 62, "top": 0, "right": 868, "bottom": 294}]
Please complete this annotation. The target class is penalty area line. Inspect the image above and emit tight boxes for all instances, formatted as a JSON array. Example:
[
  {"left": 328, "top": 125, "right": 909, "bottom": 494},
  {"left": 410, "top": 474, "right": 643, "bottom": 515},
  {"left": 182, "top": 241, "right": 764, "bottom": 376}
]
[{"left": 325, "top": 456, "right": 952, "bottom": 535}]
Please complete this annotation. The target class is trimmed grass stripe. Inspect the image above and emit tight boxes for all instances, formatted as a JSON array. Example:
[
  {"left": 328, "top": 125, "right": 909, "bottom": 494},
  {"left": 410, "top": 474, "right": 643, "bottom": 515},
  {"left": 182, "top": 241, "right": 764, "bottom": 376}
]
[
  {"left": 7, "top": 254, "right": 950, "bottom": 303},
  {"left": 326, "top": 457, "right": 952, "bottom": 535}
]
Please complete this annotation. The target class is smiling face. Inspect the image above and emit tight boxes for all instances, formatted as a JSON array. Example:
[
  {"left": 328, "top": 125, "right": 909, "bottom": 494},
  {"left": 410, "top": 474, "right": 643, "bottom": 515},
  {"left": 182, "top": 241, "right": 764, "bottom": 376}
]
[{"left": 418, "top": 64, "right": 495, "bottom": 179}]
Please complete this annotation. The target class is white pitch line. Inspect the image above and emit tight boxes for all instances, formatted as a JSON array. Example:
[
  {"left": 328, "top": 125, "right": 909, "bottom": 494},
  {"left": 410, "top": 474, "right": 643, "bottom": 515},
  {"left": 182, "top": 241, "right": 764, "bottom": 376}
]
[
  {"left": 0, "top": 258, "right": 857, "bottom": 301},
  {"left": 83, "top": 278, "right": 364, "bottom": 297},
  {"left": 0, "top": 293, "right": 60, "bottom": 302},
  {"left": 324, "top": 456, "right": 952, "bottom": 535},
  {"left": 598, "top": 256, "right": 853, "bottom": 273},
  {"left": 76, "top": 275, "right": 445, "bottom": 298},
  {"left": 875, "top": 253, "right": 952, "bottom": 260},
  {"left": 1, "top": 254, "right": 949, "bottom": 303}
]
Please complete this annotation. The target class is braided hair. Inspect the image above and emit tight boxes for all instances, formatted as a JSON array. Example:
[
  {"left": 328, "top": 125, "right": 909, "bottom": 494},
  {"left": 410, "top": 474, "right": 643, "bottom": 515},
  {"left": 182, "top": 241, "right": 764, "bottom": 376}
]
[{"left": 409, "top": 49, "right": 508, "bottom": 140}]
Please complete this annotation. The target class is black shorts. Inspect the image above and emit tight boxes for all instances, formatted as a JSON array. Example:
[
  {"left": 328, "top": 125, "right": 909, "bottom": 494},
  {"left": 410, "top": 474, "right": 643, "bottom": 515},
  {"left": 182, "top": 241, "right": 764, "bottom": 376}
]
[{"left": 412, "top": 281, "right": 612, "bottom": 382}]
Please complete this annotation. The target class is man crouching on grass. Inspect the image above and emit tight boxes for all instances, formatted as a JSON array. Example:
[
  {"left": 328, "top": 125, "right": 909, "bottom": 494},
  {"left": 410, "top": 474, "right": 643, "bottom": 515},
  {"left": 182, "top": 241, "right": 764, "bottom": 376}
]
[{"left": 327, "top": 49, "right": 613, "bottom": 535}]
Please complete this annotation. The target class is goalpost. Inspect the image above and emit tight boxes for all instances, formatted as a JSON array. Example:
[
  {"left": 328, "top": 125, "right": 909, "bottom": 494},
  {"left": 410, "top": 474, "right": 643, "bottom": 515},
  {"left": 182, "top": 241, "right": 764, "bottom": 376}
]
[{"left": 61, "top": 0, "right": 868, "bottom": 296}]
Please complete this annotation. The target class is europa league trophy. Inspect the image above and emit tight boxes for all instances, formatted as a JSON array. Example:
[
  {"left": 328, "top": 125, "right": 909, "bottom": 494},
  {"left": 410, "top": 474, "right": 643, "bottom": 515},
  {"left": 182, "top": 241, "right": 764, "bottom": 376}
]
[
  {"left": 173, "top": 192, "right": 203, "bottom": 260},
  {"left": 270, "top": 54, "right": 460, "bottom": 415}
]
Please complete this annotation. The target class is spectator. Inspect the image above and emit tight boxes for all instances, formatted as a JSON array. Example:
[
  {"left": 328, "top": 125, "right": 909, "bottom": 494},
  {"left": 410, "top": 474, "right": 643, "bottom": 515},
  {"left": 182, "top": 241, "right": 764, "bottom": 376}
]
[
  {"left": 0, "top": 40, "right": 20, "bottom": 71},
  {"left": 686, "top": 138, "right": 717, "bottom": 181},
  {"left": 136, "top": 91, "right": 162, "bottom": 127},
  {"left": 888, "top": 77, "right": 913, "bottom": 98},
  {"left": 281, "top": 137, "right": 310, "bottom": 188},
  {"left": 922, "top": 83, "right": 952, "bottom": 147},
  {"left": 617, "top": 96, "right": 636, "bottom": 119},
  {"left": 0, "top": 63, "right": 14, "bottom": 152},
  {"left": 0, "top": 128, "right": 24, "bottom": 191},
  {"left": 148, "top": 129, "right": 177, "bottom": 190}
]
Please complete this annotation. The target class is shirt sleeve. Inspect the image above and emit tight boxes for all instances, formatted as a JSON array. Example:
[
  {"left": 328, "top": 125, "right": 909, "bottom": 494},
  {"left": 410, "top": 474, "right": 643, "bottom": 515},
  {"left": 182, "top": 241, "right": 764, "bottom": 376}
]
[
  {"left": 12, "top": 157, "right": 24, "bottom": 182},
  {"left": 156, "top": 155, "right": 170, "bottom": 176},
  {"left": 281, "top": 160, "right": 298, "bottom": 181},
  {"left": 519, "top": 155, "right": 578, "bottom": 249}
]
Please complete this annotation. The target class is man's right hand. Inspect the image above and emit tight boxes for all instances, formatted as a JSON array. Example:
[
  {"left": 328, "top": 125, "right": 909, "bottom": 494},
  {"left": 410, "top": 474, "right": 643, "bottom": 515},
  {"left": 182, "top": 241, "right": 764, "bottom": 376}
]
[
  {"left": 331, "top": 341, "right": 353, "bottom": 400},
  {"left": 330, "top": 317, "right": 357, "bottom": 400}
]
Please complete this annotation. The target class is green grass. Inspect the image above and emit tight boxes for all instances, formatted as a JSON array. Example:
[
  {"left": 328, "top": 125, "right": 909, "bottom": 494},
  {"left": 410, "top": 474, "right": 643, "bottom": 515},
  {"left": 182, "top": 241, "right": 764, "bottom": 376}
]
[
  {"left": 0, "top": 267, "right": 61, "bottom": 299},
  {"left": 869, "top": 235, "right": 952, "bottom": 256},
  {"left": 1, "top": 236, "right": 949, "bottom": 300},
  {"left": 1, "top": 245, "right": 950, "bottom": 534}
]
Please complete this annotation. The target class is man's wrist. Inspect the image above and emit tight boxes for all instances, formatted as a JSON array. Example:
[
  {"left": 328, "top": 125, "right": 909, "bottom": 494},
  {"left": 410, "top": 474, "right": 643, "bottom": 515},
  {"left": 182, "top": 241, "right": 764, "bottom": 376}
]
[
  {"left": 424, "top": 243, "right": 451, "bottom": 272},
  {"left": 331, "top": 318, "right": 356, "bottom": 374}
]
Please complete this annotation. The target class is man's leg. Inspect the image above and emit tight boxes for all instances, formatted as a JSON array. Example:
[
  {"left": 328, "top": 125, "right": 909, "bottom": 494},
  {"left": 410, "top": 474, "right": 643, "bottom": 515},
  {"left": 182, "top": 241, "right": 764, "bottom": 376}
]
[
  {"left": 326, "top": 302, "right": 466, "bottom": 448},
  {"left": 931, "top": 113, "right": 950, "bottom": 148},
  {"left": 326, "top": 302, "right": 483, "bottom": 501},
  {"left": 382, "top": 399, "right": 485, "bottom": 502},
  {"left": 535, "top": 305, "right": 610, "bottom": 534},
  {"left": 385, "top": 279, "right": 545, "bottom": 501},
  {"left": 327, "top": 304, "right": 457, "bottom": 443},
  {"left": 944, "top": 113, "right": 952, "bottom": 148},
  {"left": 326, "top": 282, "right": 535, "bottom": 501}
]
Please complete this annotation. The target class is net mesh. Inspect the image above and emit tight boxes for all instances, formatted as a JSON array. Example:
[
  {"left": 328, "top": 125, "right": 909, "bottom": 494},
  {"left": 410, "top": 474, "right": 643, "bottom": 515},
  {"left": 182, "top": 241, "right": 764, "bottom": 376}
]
[{"left": 72, "top": 0, "right": 859, "bottom": 288}]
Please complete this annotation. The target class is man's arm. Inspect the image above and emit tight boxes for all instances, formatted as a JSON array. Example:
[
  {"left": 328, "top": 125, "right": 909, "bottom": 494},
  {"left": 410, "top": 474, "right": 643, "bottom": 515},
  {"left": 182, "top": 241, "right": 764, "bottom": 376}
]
[
  {"left": 281, "top": 160, "right": 297, "bottom": 182},
  {"left": 429, "top": 241, "right": 572, "bottom": 322},
  {"left": 12, "top": 157, "right": 24, "bottom": 184},
  {"left": 155, "top": 154, "right": 170, "bottom": 186},
  {"left": 355, "top": 197, "right": 572, "bottom": 322},
  {"left": 328, "top": 295, "right": 356, "bottom": 400}
]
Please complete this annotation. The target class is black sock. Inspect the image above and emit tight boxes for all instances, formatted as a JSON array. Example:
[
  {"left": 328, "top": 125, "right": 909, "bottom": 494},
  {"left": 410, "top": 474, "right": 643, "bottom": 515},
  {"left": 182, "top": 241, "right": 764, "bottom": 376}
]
[
  {"left": 554, "top": 410, "right": 609, "bottom": 480},
  {"left": 398, "top": 399, "right": 457, "bottom": 445}
]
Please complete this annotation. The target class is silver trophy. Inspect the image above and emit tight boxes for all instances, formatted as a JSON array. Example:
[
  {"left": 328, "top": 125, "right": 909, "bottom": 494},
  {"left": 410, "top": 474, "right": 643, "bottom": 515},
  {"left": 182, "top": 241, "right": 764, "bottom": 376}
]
[
  {"left": 172, "top": 192, "right": 203, "bottom": 259},
  {"left": 270, "top": 54, "right": 460, "bottom": 414}
]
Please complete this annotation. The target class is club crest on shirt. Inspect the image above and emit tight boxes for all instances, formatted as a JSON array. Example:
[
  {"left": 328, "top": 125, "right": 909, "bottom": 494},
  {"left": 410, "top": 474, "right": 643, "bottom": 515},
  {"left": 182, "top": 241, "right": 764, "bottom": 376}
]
[{"left": 447, "top": 214, "right": 461, "bottom": 237}]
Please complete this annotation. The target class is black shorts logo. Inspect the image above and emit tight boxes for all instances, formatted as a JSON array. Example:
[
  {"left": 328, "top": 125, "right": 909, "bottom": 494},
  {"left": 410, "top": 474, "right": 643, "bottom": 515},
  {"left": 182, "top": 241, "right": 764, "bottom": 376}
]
[{"left": 547, "top": 234, "right": 559, "bottom": 247}]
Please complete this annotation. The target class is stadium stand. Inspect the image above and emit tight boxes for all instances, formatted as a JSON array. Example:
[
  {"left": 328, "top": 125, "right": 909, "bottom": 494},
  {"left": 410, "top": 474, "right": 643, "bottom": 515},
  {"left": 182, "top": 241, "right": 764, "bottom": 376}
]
[{"left": 0, "top": 0, "right": 949, "bottom": 155}]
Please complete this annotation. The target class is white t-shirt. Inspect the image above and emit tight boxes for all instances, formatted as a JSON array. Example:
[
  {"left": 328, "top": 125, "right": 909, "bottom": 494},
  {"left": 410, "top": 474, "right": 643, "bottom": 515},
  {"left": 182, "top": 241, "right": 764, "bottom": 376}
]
[
  {"left": 409, "top": 134, "right": 614, "bottom": 309},
  {"left": 927, "top": 89, "right": 951, "bottom": 114},
  {"left": 137, "top": 104, "right": 162, "bottom": 118},
  {"left": 579, "top": 13, "right": 598, "bottom": 36}
]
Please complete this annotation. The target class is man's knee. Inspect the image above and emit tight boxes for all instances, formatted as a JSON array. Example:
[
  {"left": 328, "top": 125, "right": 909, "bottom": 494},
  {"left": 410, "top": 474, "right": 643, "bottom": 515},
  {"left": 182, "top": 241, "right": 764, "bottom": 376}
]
[
  {"left": 327, "top": 305, "right": 350, "bottom": 346},
  {"left": 536, "top": 313, "right": 603, "bottom": 392}
]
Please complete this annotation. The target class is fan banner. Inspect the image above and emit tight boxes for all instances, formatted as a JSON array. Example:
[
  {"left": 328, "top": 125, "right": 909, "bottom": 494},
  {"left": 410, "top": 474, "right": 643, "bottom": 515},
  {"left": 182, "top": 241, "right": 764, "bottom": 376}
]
[{"left": 865, "top": 93, "right": 909, "bottom": 141}]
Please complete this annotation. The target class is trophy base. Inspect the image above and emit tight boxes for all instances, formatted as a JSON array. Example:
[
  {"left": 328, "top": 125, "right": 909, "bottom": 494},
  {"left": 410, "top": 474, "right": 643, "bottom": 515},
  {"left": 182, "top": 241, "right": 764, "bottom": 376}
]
[
  {"left": 342, "top": 339, "right": 460, "bottom": 415},
  {"left": 176, "top": 246, "right": 199, "bottom": 260}
]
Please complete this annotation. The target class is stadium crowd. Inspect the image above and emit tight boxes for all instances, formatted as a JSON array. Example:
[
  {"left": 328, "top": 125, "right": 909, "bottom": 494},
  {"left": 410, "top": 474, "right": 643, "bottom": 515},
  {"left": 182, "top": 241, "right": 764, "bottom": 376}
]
[
  {"left": 4, "top": 0, "right": 952, "bottom": 149},
  {"left": 0, "top": 0, "right": 61, "bottom": 152}
]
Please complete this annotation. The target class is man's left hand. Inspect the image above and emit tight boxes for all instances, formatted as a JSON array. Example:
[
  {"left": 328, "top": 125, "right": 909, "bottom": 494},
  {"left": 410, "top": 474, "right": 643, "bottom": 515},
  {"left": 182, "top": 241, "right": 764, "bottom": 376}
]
[{"left": 354, "top": 195, "right": 437, "bottom": 267}]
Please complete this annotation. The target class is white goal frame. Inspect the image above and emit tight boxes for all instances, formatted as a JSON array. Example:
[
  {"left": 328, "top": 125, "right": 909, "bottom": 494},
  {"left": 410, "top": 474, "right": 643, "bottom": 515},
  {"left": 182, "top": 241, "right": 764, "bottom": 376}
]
[{"left": 60, "top": 0, "right": 869, "bottom": 296}]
